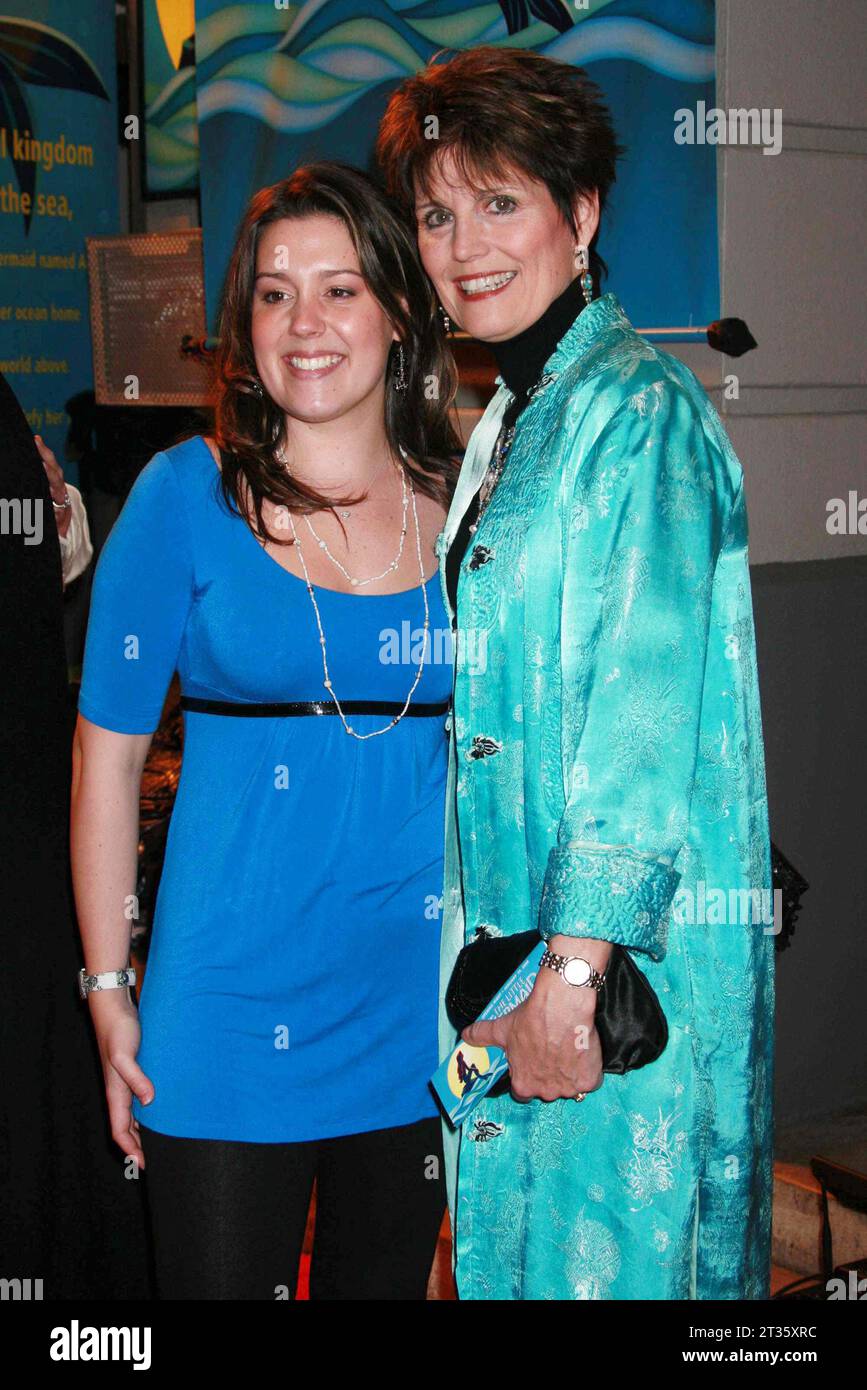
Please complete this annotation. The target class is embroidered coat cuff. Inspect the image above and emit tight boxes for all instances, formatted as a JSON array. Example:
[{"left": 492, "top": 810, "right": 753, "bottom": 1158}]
[{"left": 538, "top": 844, "right": 680, "bottom": 961}]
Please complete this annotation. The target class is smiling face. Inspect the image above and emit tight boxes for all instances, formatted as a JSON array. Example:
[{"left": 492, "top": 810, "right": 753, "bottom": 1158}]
[
  {"left": 250, "top": 213, "right": 399, "bottom": 426},
  {"left": 414, "top": 148, "right": 599, "bottom": 342}
]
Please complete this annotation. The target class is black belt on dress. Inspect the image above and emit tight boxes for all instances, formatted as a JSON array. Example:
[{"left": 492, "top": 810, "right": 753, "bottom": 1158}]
[{"left": 179, "top": 695, "right": 451, "bottom": 718}]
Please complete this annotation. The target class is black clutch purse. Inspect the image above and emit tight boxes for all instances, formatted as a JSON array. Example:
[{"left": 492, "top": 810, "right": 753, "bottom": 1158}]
[{"left": 445, "top": 928, "right": 668, "bottom": 1097}]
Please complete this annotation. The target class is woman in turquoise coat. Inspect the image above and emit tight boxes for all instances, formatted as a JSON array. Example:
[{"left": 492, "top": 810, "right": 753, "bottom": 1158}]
[{"left": 378, "top": 46, "right": 775, "bottom": 1300}]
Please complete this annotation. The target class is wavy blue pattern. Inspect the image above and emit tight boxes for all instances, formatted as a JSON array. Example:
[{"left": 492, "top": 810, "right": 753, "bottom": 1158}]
[
  {"left": 197, "top": 78, "right": 362, "bottom": 130},
  {"left": 276, "top": 0, "right": 439, "bottom": 61},
  {"left": 543, "top": 16, "right": 713, "bottom": 79},
  {"left": 197, "top": 12, "right": 712, "bottom": 132},
  {"left": 300, "top": 46, "right": 414, "bottom": 81},
  {"left": 147, "top": 64, "right": 196, "bottom": 123}
]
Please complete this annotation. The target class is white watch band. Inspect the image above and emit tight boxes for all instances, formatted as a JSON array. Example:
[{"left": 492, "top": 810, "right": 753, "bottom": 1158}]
[{"left": 78, "top": 966, "right": 136, "bottom": 999}]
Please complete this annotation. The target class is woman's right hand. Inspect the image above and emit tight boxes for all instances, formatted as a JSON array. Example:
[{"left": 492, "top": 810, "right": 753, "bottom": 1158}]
[
  {"left": 88, "top": 991, "right": 154, "bottom": 1170},
  {"left": 34, "top": 434, "right": 73, "bottom": 539}
]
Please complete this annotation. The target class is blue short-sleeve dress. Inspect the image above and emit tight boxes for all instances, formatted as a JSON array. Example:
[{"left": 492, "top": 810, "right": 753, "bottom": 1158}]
[{"left": 78, "top": 435, "right": 452, "bottom": 1142}]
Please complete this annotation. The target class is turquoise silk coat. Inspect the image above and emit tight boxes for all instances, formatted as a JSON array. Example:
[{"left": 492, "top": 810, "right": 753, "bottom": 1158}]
[{"left": 434, "top": 293, "right": 775, "bottom": 1300}]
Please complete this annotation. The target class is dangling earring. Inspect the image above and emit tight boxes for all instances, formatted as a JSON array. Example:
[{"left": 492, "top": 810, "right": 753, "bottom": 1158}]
[
  {"left": 574, "top": 245, "right": 594, "bottom": 306},
  {"left": 393, "top": 341, "right": 407, "bottom": 392},
  {"left": 250, "top": 378, "right": 264, "bottom": 398},
  {"left": 438, "top": 303, "right": 451, "bottom": 334}
]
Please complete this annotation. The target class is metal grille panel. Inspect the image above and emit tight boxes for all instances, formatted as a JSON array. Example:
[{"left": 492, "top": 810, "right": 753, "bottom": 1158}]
[{"left": 86, "top": 230, "right": 210, "bottom": 407}]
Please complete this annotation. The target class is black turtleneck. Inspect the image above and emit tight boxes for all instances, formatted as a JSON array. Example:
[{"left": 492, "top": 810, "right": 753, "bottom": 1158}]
[{"left": 445, "top": 274, "right": 588, "bottom": 618}]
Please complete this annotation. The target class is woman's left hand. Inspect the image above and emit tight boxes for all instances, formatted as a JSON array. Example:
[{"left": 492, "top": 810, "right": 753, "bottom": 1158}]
[
  {"left": 34, "top": 433, "right": 72, "bottom": 538},
  {"left": 462, "top": 965, "right": 604, "bottom": 1102}
]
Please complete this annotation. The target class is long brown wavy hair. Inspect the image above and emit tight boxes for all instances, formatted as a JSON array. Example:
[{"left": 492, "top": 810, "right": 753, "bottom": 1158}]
[{"left": 213, "top": 161, "right": 461, "bottom": 545}]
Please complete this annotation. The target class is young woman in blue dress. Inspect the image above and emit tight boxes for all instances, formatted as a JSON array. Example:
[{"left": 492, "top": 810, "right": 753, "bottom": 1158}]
[{"left": 72, "top": 163, "right": 461, "bottom": 1299}]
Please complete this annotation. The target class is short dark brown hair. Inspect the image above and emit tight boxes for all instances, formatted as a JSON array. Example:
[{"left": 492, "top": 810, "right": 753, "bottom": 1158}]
[{"left": 376, "top": 46, "right": 624, "bottom": 289}]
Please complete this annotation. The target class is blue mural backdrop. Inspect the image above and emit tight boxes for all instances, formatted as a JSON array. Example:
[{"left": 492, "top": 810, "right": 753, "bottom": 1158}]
[
  {"left": 0, "top": 0, "right": 119, "bottom": 470},
  {"left": 194, "top": 0, "right": 717, "bottom": 336},
  {"left": 142, "top": 0, "right": 198, "bottom": 195}
]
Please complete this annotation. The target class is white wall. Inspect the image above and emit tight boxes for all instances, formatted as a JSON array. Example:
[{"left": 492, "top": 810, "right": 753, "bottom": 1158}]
[{"left": 707, "top": 0, "right": 867, "bottom": 563}]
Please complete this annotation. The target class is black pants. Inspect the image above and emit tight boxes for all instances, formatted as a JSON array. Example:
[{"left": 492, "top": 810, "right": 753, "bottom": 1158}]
[{"left": 139, "top": 1115, "right": 445, "bottom": 1301}]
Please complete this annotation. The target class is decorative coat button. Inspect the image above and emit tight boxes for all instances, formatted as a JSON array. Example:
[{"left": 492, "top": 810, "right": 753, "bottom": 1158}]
[
  {"left": 468, "top": 544, "right": 494, "bottom": 571},
  {"left": 467, "top": 735, "right": 503, "bottom": 761}
]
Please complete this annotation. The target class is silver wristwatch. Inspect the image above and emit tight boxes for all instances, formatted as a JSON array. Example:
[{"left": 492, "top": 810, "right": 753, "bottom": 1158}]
[
  {"left": 539, "top": 950, "right": 606, "bottom": 991},
  {"left": 78, "top": 966, "right": 136, "bottom": 999}
]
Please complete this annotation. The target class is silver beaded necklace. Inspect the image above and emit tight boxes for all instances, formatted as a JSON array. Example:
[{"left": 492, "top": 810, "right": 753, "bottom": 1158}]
[
  {"left": 283, "top": 457, "right": 431, "bottom": 741},
  {"left": 280, "top": 447, "right": 408, "bottom": 588},
  {"left": 302, "top": 468, "right": 409, "bottom": 588},
  {"left": 469, "top": 423, "right": 515, "bottom": 535}
]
